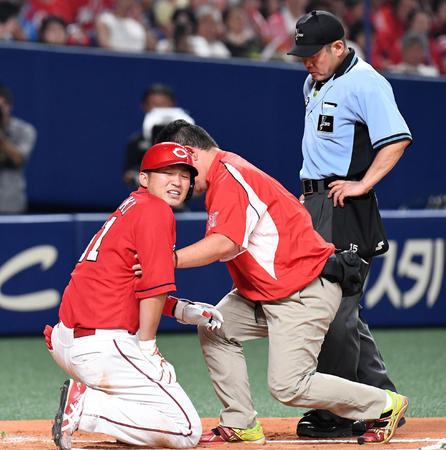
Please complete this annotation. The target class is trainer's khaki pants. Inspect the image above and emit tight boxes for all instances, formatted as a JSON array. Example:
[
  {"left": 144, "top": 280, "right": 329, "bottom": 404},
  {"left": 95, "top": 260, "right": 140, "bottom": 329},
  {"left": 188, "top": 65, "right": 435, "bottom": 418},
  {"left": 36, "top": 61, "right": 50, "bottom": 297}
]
[{"left": 198, "top": 277, "right": 387, "bottom": 429}]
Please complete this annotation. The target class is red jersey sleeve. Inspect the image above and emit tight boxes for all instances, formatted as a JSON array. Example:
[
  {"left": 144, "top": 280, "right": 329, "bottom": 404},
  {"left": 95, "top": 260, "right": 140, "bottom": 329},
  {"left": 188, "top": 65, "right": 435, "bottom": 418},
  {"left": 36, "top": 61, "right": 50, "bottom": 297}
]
[{"left": 133, "top": 197, "right": 176, "bottom": 299}]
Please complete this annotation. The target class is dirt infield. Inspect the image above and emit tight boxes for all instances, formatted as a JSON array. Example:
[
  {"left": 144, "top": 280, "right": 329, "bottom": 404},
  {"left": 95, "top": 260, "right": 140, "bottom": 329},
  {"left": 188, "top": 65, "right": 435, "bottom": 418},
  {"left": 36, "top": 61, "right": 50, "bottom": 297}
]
[{"left": 0, "top": 418, "right": 445, "bottom": 449}]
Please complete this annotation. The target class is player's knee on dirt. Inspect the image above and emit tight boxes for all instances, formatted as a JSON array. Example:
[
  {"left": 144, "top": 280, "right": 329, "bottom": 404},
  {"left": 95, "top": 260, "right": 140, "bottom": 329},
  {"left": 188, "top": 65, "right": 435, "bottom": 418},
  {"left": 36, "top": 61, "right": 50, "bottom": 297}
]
[{"left": 185, "top": 417, "right": 202, "bottom": 448}]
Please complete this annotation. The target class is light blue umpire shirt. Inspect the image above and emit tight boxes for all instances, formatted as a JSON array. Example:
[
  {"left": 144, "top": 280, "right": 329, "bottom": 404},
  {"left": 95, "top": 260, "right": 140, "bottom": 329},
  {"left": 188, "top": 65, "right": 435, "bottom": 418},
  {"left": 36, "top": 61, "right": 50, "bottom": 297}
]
[{"left": 300, "top": 49, "right": 412, "bottom": 181}]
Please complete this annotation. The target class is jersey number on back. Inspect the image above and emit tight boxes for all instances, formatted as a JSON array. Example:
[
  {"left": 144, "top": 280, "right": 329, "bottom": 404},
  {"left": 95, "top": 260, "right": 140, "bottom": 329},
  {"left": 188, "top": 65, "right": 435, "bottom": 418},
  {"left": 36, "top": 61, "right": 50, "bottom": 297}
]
[{"left": 79, "top": 216, "right": 117, "bottom": 262}]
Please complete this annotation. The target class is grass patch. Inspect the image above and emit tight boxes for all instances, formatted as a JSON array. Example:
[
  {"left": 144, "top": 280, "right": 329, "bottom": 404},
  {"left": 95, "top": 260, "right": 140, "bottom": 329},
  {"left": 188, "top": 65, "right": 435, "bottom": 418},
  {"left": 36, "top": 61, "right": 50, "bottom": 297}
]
[{"left": 0, "top": 328, "right": 445, "bottom": 420}]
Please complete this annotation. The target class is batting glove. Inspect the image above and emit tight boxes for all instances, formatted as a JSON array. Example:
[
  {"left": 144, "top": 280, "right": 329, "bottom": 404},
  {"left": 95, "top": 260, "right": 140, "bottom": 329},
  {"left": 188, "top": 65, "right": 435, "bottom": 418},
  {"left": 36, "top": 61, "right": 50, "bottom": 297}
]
[
  {"left": 139, "top": 339, "right": 176, "bottom": 384},
  {"left": 175, "top": 299, "right": 224, "bottom": 331}
]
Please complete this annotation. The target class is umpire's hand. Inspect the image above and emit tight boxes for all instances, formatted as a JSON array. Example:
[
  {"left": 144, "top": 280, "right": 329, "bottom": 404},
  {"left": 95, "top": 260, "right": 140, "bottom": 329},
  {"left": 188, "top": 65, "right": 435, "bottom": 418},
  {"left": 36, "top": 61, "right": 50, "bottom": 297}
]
[{"left": 328, "top": 180, "right": 369, "bottom": 207}]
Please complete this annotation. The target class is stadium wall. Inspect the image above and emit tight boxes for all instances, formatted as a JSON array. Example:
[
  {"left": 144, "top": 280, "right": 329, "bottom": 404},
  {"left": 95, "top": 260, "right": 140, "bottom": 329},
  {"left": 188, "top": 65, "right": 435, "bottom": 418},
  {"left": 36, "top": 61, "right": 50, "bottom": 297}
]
[{"left": 0, "top": 211, "right": 445, "bottom": 334}]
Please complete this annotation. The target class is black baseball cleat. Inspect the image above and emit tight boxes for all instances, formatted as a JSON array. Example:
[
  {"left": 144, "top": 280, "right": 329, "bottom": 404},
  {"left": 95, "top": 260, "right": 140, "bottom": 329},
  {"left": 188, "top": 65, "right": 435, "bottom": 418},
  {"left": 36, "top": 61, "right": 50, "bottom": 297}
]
[
  {"left": 297, "top": 410, "right": 367, "bottom": 438},
  {"left": 297, "top": 410, "right": 406, "bottom": 438}
]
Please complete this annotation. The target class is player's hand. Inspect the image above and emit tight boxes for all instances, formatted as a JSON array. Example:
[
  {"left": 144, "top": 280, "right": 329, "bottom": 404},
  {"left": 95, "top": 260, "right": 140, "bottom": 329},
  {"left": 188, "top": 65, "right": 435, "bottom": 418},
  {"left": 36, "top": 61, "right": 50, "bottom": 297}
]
[
  {"left": 299, "top": 194, "right": 305, "bottom": 204},
  {"left": 176, "top": 300, "right": 224, "bottom": 331},
  {"left": 327, "top": 180, "right": 369, "bottom": 207},
  {"left": 43, "top": 324, "right": 53, "bottom": 351},
  {"left": 139, "top": 339, "right": 176, "bottom": 384},
  {"left": 132, "top": 253, "right": 142, "bottom": 277}
]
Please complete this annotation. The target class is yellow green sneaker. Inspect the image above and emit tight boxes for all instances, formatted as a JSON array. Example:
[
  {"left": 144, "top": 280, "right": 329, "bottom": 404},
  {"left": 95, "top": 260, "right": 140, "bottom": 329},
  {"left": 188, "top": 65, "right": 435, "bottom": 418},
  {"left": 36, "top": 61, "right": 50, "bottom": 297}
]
[
  {"left": 199, "top": 420, "right": 265, "bottom": 445},
  {"left": 358, "top": 390, "right": 408, "bottom": 445}
]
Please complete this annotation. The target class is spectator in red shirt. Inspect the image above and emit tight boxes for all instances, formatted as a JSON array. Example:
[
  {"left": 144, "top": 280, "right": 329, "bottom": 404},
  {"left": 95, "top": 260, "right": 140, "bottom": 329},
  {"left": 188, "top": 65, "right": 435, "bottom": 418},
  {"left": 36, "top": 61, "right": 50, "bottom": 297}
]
[
  {"left": 388, "top": 8, "right": 437, "bottom": 66},
  {"left": 372, "top": 0, "right": 418, "bottom": 70},
  {"left": 264, "top": 0, "right": 308, "bottom": 59},
  {"left": 28, "top": 0, "right": 79, "bottom": 24},
  {"left": 435, "top": 35, "right": 446, "bottom": 73},
  {"left": 388, "top": 29, "right": 440, "bottom": 75}
]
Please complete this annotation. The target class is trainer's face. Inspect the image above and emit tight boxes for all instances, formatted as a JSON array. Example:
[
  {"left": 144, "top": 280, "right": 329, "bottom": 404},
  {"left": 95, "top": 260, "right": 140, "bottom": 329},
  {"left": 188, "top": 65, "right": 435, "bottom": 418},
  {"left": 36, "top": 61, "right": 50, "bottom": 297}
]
[
  {"left": 188, "top": 150, "right": 208, "bottom": 194},
  {"left": 300, "top": 41, "right": 345, "bottom": 81},
  {"left": 141, "top": 165, "right": 191, "bottom": 208}
]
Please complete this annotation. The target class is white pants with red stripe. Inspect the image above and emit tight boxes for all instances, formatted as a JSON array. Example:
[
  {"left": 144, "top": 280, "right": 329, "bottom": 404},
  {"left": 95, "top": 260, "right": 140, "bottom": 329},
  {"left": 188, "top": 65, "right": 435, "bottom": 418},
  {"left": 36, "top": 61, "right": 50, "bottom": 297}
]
[{"left": 50, "top": 321, "right": 201, "bottom": 448}]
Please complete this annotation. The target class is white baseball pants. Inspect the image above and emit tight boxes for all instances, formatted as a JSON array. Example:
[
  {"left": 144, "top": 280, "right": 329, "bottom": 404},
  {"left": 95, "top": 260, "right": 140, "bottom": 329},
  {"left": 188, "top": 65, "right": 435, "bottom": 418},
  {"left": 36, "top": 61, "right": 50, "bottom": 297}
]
[{"left": 50, "top": 322, "right": 201, "bottom": 448}]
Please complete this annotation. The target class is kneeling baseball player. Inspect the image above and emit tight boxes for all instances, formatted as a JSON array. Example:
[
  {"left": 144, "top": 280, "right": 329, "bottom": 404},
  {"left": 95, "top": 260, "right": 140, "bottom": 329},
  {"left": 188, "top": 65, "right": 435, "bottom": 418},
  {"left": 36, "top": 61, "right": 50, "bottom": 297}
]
[{"left": 43, "top": 142, "right": 223, "bottom": 449}]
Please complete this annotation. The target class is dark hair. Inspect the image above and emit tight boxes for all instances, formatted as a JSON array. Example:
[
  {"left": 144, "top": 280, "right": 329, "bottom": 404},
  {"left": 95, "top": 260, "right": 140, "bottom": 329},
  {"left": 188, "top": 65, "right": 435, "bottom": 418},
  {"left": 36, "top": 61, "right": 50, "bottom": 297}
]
[
  {"left": 433, "top": 0, "right": 446, "bottom": 13},
  {"left": 155, "top": 119, "right": 218, "bottom": 149},
  {"left": 0, "top": 84, "right": 12, "bottom": 104},
  {"left": 172, "top": 7, "right": 196, "bottom": 30},
  {"left": 407, "top": 7, "right": 430, "bottom": 27},
  {"left": 38, "top": 15, "right": 68, "bottom": 42},
  {"left": 142, "top": 83, "right": 176, "bottom": 104},
  {"left": 348, "top": 19, "right": 370, "bottom": 42},
  {"left": 172, "top": 8, "right": 196, "bottom": 51},
  {"left": 401, "top": 30, "right": 428, "bottom": 50},
  {"left": 0, "top": 1, "right": 20, "bottom": 24}
]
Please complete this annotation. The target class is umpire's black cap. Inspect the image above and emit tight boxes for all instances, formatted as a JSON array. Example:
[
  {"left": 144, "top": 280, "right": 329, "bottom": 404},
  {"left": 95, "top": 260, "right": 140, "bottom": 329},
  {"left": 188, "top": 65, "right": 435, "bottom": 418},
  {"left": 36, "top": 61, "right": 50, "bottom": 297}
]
[{"left": 287, "top": 10, "right": 345, "bottom": 57}]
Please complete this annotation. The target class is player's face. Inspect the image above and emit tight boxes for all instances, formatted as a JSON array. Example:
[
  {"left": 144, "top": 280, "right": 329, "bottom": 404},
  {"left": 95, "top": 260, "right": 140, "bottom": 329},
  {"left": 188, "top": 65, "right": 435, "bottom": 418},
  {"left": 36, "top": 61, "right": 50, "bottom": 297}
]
[
  {"left": 145, "top": 165, "right": 191, "bottom": 208},
  {"left": 300, "top": 43, "right": 343, "bottom": 81}
]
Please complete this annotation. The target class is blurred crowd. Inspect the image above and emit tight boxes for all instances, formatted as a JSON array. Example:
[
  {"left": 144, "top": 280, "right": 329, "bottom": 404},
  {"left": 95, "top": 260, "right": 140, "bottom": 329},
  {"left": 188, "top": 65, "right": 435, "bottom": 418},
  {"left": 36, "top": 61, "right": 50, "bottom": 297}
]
[{"left": 0, "top": 0, "right": 445, "bottom": 75}]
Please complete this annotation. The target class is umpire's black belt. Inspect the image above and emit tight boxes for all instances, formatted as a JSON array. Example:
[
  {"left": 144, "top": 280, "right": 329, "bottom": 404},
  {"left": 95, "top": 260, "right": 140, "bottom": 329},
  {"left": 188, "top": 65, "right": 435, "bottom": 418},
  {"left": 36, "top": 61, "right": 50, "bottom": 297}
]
[{"left": 301, "top": 176, "right": 340, "bottom": 195}]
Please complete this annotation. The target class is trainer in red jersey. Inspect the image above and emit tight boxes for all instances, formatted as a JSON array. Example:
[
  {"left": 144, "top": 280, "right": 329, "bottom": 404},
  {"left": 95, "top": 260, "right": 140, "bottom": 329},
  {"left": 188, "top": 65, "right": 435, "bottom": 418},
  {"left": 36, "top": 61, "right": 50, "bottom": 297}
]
[
  {"left": 203, "top": 151, "right": 334, "bottom": 301},
  {"left": 154, "top": 120, "right": 405, "bottom": 448}
]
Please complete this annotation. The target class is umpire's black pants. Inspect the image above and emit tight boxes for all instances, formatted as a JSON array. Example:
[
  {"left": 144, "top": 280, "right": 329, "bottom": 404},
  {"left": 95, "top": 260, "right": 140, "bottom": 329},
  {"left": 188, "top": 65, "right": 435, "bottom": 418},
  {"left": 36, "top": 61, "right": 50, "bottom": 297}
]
[{"left": 304, "top": 190, "right": 396, "bottom": 393}]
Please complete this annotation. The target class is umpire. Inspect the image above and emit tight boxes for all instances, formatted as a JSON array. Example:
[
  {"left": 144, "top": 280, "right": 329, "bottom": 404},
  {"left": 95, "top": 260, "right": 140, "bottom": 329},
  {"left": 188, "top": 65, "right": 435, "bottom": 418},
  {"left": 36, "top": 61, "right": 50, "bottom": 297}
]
[{"left": 287, "top": 10, "right": 412, "bottom": 438}]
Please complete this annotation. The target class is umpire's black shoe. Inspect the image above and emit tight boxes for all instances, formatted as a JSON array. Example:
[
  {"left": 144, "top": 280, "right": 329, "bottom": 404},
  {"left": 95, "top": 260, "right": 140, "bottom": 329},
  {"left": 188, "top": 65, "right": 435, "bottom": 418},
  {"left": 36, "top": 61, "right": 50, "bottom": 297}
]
[
  {"left": 297, "top": 410, "right": 367, "bottom": 438},
  {"left": 297, "top": 410, "right": 407, "bottom": 438}
]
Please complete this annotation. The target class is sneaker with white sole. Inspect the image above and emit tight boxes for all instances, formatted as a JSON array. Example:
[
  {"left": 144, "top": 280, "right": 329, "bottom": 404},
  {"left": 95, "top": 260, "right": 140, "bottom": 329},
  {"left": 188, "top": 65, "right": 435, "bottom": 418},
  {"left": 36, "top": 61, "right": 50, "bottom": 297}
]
[
  {"left": 357, "top": 390, "right": 408, "bottom": 445},
  {"left": 199, "top": 420, "right": 265, "bottom": 445},
  {"left": 52, "top": 379, "right": 87, "bottom": 450}
]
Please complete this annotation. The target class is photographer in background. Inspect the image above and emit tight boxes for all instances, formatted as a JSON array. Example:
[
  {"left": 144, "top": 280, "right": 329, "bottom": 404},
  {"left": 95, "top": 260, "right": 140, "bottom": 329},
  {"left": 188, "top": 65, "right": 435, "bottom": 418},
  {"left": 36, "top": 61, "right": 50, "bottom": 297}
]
[
  {"left": 122, "top": 83, "right": 194, "bottom": 189},
  {"left": 0, "top": 84, "right": 37, "bottom": 214}
]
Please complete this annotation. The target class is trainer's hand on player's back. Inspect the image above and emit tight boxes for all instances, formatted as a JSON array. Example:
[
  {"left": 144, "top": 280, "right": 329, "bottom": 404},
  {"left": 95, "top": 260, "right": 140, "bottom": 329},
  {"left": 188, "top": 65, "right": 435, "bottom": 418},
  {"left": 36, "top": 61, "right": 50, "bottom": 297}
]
[
  {"left": 133, "top": 253, "right": 142, "bottom": 277},
  {"left": 43, "top": 324, "right": 53, "bottom": 351}
]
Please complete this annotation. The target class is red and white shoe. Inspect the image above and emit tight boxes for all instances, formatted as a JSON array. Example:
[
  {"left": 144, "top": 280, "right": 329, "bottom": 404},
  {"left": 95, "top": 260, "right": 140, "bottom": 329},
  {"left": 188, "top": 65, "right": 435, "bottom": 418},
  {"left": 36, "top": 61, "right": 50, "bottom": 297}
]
[
  {"left": 199, "top": 421, "right": 266, "bottom": 445},
  {"left": 52, "top": 379, "right": 87, "bottom": 450},
  {"left": 358, "top": 391, "right": 408, "bottom": 445}
]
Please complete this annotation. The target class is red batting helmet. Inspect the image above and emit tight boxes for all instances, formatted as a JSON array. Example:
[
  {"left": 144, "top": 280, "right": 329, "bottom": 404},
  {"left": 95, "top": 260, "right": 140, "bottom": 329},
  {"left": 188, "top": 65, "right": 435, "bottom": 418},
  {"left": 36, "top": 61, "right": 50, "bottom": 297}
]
[{"left": 140, "top": 142, "right": 198, "bottom": 200}]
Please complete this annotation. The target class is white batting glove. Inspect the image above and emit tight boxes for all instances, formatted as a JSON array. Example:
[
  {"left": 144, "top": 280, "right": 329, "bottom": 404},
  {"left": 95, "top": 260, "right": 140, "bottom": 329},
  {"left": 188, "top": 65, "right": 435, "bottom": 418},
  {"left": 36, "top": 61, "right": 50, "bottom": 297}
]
[
  {"left": 139, "top": 339, "right": 176, "bottom": 384},
  {"left": 175, "top": 299, "right": 224, "bottom": 331}
]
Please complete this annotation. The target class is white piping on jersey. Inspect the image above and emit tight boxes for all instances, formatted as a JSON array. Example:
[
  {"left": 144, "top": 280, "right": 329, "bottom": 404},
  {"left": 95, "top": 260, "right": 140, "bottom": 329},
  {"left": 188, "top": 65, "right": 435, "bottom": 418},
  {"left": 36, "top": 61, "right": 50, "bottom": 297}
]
[{"left": 222, "top": 163, "right": 279, "bottom": 280}]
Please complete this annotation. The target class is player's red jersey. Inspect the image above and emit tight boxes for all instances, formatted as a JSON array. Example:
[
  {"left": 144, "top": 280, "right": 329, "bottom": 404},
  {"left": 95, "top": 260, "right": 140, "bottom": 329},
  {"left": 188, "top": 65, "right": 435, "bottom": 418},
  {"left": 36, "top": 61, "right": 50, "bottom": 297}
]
[
  {"left": 59, "top": 187, "right": 176, "bottom": 333},
  {"left": 204, "top": 150, "right": 334, "bottom": 301}
]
